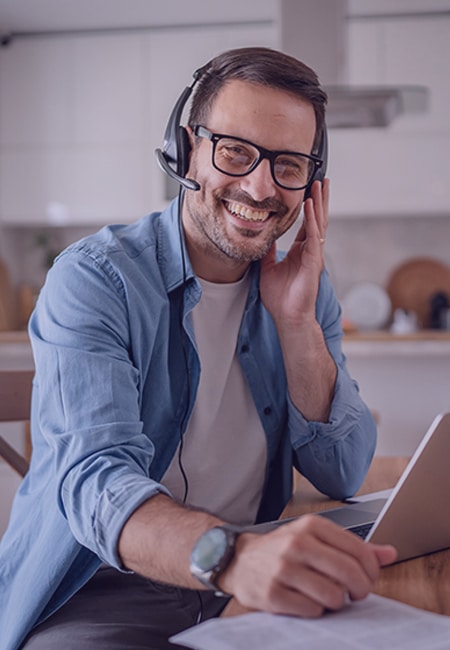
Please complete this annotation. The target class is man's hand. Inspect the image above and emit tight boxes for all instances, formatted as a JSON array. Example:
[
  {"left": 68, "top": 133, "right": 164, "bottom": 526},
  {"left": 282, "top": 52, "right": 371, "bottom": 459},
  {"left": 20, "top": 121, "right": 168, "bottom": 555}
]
[
  {"left": 260, "top": 179, "right": 329, "bottom": 328},
  {"left": 218, "top": 515, "right": 397, "bottom": 618},
  {"left": 259, "top": 179, "right": 336, "bottom": 422}
]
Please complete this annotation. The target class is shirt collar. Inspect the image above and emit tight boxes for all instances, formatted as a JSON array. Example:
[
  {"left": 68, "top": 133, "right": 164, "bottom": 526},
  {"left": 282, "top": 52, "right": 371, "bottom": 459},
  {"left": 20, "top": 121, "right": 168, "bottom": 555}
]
[{"left": 157, "top": 196, "right": 195, "bottom": 293}]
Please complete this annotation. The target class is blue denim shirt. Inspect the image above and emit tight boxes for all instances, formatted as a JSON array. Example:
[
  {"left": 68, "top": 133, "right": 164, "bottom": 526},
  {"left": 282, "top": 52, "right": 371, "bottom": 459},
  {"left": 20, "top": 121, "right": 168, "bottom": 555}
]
[{"left": 0, "top": 199, "right": 376, "bottom": 649}]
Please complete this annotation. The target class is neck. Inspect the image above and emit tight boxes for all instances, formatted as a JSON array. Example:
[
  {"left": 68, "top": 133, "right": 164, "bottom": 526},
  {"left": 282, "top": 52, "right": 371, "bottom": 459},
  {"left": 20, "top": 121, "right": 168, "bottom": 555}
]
[{"left": 187, "top": 240, "right": 250, "bottom": 283}]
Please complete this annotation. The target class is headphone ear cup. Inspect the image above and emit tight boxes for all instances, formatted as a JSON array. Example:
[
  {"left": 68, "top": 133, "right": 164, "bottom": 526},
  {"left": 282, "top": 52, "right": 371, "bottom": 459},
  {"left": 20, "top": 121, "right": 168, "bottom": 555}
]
[
  {"left": 176, "top": 126, "right": 192, "bottom": 177},
  {"left": 304, "top": 167, "right": 324, "bottom": 201},
  {"left": 155, "top": 68, "right": 205, "bottom": 192},
  {"left": 304, "top": 125, "right": 328, "bottom": 201}
]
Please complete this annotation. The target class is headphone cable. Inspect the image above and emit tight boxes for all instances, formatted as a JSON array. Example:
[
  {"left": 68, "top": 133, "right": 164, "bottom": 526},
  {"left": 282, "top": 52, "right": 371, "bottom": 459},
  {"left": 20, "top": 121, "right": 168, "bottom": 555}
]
[
  {"left": 175, "top": 188, "right": 205, "bottom": 625},
  {"left": 176, "top": 187, "right": 191, "bottom": 505}
]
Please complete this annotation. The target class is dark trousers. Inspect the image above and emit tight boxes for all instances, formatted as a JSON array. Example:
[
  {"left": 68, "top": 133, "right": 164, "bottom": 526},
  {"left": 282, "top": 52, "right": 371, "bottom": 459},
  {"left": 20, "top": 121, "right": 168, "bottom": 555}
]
[{"left": 21, "top": 567, "right": 229, "bottom": 649}]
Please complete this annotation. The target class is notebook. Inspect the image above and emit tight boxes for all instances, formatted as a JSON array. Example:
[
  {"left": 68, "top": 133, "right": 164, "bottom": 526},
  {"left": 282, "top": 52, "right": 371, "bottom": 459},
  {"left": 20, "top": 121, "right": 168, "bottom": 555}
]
[{"left": 250, "top": 412, "right": 450, "bottom": 563}]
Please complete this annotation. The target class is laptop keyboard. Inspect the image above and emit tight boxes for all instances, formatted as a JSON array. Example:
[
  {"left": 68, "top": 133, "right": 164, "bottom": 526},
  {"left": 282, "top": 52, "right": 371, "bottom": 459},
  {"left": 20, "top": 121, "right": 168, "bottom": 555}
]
[{"left": 349, "top": 522, "right": 373, "bottom": 540}]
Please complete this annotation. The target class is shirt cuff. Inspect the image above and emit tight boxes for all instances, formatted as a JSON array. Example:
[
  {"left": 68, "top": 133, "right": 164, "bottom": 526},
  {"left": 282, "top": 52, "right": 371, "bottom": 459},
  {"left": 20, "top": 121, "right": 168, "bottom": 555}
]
[
  {"left": 288, "top": 366, "right": 366, "bottom": 449},
  {"left": 93, "top": 473, "right": 172, "bottom": 571}
]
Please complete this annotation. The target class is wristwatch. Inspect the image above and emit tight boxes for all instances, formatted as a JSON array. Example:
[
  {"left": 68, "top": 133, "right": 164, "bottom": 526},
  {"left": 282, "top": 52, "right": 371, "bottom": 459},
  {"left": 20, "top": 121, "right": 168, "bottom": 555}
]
[{"left": 190, "top": 525, "right": 241, "bottom": 596}]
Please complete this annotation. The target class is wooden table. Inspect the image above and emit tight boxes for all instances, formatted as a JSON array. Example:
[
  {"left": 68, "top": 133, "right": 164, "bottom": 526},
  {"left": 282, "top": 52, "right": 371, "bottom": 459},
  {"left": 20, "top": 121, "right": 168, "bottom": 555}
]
[
  {"left": 224, "top": 457, "right": 450, "bottom": 617},
  {"left": 285, "top": 456, "right": 450, "bottom": 616}
]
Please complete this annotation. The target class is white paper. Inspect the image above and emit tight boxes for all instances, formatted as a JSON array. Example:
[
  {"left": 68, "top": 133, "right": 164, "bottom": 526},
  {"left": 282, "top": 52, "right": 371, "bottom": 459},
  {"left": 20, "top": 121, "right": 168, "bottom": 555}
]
[
  {"left": 171, "top": 594, "right": 450, "bottom": 650},
  {"left": 349, "top": 489, "right": 393, "bottom": 503}
]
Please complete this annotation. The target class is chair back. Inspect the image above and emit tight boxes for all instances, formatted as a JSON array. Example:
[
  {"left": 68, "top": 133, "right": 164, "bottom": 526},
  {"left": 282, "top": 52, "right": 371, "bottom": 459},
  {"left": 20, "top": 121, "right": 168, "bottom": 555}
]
[{"left": 0, "top": 369, "right": 34, "bottom": 476}]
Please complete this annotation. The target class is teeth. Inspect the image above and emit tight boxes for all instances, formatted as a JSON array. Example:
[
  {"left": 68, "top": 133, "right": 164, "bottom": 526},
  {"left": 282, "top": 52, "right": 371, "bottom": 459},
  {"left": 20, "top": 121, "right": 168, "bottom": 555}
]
[{"left": 227, "top": 201, "right": 270, "bottom": 223}]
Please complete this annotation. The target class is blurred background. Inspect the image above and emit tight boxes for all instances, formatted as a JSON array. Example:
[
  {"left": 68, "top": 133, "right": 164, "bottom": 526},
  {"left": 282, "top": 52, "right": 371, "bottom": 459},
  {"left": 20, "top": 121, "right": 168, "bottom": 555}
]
[{"left": 0, "top": 0, "right": 450, "bottom": 532}]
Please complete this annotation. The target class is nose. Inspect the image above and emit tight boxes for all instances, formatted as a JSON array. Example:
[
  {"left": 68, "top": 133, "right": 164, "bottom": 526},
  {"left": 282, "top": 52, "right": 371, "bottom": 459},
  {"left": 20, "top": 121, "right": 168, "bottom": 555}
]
[{"left": 239, "top": 158, "right": 278, "bottom": 201}]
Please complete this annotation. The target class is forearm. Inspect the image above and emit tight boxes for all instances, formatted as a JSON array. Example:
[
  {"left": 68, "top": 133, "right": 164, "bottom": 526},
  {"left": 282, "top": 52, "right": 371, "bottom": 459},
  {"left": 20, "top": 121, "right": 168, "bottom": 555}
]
[
  {"left": 292, "top": 382, "right": 377, "bottom": 499},
  {"left": 279, "top": 318, "right": 337, "bottom": 423},
  {"left": 118, "top": 493, "right": 224, "bottom": 588},
  {"left": 118, "top": 471, "right": 394, "bottom": 622}
]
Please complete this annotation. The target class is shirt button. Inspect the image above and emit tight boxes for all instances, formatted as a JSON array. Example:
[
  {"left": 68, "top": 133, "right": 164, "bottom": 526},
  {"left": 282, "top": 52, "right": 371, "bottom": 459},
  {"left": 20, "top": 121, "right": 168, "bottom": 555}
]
[
  {"left": 241, "top": 344, "right": 249, "bottom": 353},
  {"left": 264, "top": 406, "right": 272, "bottom": 416}
]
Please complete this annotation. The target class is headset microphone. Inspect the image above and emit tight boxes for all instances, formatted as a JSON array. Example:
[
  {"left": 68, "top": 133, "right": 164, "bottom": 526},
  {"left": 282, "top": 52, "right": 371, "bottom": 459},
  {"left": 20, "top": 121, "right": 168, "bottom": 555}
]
[
  {"left": 156, "top": 63, "right": 328, "bottom": 198},
  {"left": 155, "top": 68, "right": 206, "bottom": 192},
  {"left": 155, "top": 148, "right": 200, "bottom": 191}
]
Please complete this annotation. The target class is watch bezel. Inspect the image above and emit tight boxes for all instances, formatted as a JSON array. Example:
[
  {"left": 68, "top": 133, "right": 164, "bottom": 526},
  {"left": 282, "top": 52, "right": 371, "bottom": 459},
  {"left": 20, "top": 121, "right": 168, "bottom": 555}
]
[{"left": 190, "top": 525, "right": 240, "bottom": 596}]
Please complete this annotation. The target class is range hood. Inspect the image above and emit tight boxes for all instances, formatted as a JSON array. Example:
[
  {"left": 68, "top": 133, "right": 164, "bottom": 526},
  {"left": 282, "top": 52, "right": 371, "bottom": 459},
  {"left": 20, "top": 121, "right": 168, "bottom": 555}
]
[{"left": 278, "top": 0, "right": 428, "bottom": 128}]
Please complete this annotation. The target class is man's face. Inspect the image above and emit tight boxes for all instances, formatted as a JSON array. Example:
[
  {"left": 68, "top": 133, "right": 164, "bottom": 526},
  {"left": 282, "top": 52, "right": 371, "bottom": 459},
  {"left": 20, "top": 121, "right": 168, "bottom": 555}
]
[{"left": 182, "top": 79, "right": 317, "bottom": 281}]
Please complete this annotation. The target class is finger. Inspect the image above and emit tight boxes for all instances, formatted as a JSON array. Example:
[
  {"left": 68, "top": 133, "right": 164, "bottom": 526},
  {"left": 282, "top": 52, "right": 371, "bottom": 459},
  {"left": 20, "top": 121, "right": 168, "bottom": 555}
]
[
  {"left": 302, "top": 197, "right": 321, "bottom": 243},
  {"left": 278, "top": 563, "right": 348, "bottom": 613},
  {"left": 301, "top": 201, "right": 326, "bottom": 266},
  {"left": 303, "top": 516, "right": 380, "bottom": 576},
  {"left": 305, "top": 181, "right": 322, "bottom": 230},
  {"left": 260, "top": 241, "right": 277, "bottom": 272},
  {"left": 321, "top": 177, "right": 330, "bottom": 233},
  {"left": 303, "top": 536, "right": 376, "bottom": 601},
  {"left": 283, "top": 517, "right": 380, "bottom": 597},
  {"left": 293, "top": 218, "right": 307, "bottom": 245},
  {"left": 262, "top": 579, "right": 326, "bottom": 618},
  {"left": 312, "top": 518, "right": 381, "bottom": 585},
  {"left": 371, "top": 543, "right": 398, "bottom": 567},
  {"left": 308, "top": 178, "right": 329, "bottom": 239}
]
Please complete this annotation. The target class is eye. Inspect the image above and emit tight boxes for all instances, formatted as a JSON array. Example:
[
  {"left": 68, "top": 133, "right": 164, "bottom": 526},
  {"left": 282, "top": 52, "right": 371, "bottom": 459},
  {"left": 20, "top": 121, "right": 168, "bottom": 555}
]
[
  {"left": 215, "top": 139, "right": 257, "bottom": 169},
  {"left": 275, "top": 155, "right": 311, "bottom": 182}
]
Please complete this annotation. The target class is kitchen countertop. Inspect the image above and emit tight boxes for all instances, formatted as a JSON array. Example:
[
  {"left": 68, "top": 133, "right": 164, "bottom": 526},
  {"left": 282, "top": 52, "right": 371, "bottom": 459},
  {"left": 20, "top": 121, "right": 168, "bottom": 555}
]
[
  {"left": 344, "top": 330, "right": 450, "bottom": 341},
  {"left": 0, "top": 331, "right": 30, "bottom": 344},
  {"left": 343, "top": 329, "right": 450, "bottom": 357},
  {"left": 0, "top": 330, "right": 33, "bottom": 370},
  {"left": 2, "top": 329, "right": 450, "bottom": 362},
  {"left": 2, "top": 329, "right": 450, "bottom": 342}
]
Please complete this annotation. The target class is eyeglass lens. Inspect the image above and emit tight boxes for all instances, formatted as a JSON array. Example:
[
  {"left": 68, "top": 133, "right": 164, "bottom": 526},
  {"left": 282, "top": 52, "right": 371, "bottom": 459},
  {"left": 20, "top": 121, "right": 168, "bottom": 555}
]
[{"left": 213, "top": 137, "right": 315, "bottom": 189}]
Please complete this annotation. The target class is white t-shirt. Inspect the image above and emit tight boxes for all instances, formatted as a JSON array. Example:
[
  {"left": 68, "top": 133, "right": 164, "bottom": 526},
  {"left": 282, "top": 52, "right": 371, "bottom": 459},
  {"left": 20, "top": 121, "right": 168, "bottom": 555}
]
[{"left": 161, "top": 272, "right": 267, "bottom": 526}]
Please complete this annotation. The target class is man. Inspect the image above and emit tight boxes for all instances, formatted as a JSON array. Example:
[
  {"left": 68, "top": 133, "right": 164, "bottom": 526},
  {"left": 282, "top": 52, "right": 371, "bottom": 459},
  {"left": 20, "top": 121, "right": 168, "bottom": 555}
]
[{"left": 0, "top": 47, "right": 396, "bottom": 649}]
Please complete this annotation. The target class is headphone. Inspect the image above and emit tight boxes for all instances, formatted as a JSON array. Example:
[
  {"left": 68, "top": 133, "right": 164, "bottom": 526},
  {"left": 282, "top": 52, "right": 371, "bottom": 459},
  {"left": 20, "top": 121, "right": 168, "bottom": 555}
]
[
  {"left": 304, "top": 126, "right": 328, "bottom": 200},
  {"left": 155, "top": 67, "right": 204, "bottom": 192},
  {"left": 155, "top": 67, "right": 328, "bottom": 198}
]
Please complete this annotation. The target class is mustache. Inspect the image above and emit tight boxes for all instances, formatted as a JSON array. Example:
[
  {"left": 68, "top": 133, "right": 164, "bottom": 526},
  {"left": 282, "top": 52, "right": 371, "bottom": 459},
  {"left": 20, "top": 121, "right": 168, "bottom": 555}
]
[{"left": 218, "top": 189, "right": 288, "bottom": 215}]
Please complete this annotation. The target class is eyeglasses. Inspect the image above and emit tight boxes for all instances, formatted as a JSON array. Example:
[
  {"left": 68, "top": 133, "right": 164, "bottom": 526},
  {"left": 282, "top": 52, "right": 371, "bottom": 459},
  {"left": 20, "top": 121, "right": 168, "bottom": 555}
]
[{"left": 194, "top": 125, "right": 323, "bottom": 191}]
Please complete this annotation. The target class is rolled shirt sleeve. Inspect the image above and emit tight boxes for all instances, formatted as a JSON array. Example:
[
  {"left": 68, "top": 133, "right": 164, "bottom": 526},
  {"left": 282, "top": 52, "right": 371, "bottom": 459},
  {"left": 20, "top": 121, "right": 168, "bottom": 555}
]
[
  {"left": 29, "top": 244, "right": 172, "bottom": 569},
  {"left": 288, "top": 368, "right": 376, "bottom": 500}
]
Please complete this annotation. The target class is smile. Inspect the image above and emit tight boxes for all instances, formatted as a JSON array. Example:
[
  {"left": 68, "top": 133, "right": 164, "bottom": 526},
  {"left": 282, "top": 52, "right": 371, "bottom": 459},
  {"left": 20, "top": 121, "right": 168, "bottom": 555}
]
[{"left": 225, "top": 200, "right": 271, "bottom": 223}]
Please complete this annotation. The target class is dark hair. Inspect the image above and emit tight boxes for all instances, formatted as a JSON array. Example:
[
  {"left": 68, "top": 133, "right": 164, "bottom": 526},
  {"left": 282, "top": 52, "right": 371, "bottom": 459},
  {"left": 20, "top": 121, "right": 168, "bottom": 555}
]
[{"left": 188, "top": 47, "right": 327, "bottom": 153}]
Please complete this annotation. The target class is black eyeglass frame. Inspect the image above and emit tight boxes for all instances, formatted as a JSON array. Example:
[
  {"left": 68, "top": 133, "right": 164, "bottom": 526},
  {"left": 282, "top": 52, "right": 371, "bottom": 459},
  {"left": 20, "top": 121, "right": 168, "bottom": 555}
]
[{"left": 194, "top": 125, "right": 323, "bottom": 191}]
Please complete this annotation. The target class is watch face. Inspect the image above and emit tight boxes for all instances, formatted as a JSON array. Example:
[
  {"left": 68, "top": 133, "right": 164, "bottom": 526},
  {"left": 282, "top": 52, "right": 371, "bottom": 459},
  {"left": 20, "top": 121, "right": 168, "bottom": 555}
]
[{"left": 191, "top": 527, "right": 228, "bottom": 571}]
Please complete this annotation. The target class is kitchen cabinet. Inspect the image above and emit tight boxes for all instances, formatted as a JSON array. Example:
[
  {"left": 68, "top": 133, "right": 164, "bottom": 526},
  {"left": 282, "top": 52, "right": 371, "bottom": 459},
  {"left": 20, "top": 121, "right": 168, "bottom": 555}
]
[
  {"left": 0, "top": 33, "right": 150, "bottom": 225},
  {"left": 347, "top": 0, "right": 450, "bottom": 16},
  {"left": 1, "top": 5, "right": 449, "bottom": 223},
  {"left": 328, "top": 11, "right": 450, "bottom": 217},
  {"left": 344, "top": 332, "right": 450, "bottom": 456},
  {"left": 0, "top": 23, "right": 275, "bottom": 226}
]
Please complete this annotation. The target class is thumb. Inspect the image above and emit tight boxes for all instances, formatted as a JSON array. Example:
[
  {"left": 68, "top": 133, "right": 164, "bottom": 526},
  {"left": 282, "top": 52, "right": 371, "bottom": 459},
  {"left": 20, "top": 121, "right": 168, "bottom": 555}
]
[
  {"left": 372, "top": 544, "right": 398, "bottom": 567},
  {"left": 260, "top": 242, "right": 277, "bottom": 273}
]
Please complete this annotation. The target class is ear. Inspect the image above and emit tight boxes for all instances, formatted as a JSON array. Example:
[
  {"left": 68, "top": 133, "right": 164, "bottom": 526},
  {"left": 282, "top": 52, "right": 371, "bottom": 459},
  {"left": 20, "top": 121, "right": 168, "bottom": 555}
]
[
  {"left": 179, "top": 126, "right": 197, "bottom": 177},
  {"left": 176, "top": 126, "right": 193, "bottom": 177},
  {"left": 185, "top": 125, "right": 195, "bottom": 144}
]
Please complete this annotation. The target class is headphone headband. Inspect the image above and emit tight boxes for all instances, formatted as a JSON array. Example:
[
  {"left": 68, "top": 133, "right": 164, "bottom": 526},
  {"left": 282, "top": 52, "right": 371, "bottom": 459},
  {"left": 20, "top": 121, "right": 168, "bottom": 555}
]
[{"left": 155, "top": 66, "right": 328, "bottom": 197}]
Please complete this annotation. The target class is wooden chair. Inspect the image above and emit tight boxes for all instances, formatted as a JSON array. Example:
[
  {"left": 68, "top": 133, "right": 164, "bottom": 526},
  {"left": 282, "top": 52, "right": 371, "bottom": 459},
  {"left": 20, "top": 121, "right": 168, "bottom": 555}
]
[{"left": 0, "top": 369, "right": 34, "bottom": 477}]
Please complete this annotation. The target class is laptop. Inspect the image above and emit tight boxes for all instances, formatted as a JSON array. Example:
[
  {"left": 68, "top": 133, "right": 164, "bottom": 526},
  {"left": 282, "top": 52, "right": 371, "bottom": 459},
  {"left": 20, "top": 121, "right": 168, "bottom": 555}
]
[{"left": 250, "top": 412, "right": 450, "bottom": 563}]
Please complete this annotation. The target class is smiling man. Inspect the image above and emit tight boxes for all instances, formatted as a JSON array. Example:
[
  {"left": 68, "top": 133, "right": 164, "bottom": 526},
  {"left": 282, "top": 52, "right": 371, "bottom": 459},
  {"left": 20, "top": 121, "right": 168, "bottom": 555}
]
[
  {"left": 183, "top": 80, "right": 315, "bottom": 277},
  {"left": 0, "top": 47, "right": 396, "bottom": 650}
]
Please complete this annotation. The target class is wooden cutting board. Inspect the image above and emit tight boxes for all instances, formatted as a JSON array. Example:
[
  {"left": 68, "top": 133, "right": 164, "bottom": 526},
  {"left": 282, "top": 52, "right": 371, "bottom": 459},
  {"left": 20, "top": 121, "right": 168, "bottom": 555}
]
[
  {"left": 0, "top": 258, "right": 17, "bottom": 331},
  {"left": 386, "top": 257, "right": 450, "bottom": 328}
]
